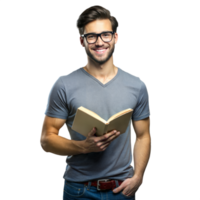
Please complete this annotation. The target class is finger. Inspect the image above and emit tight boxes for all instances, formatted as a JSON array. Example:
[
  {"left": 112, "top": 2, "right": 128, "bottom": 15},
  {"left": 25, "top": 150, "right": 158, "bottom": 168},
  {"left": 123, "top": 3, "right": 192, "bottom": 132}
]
[
  {"left": 102, "top": 141, "right": 110, "bottom": 148},
  {"left": 98, "top": 131, "right": 120, "bottom": 147},
  {"left": 90, "top": 127, "right": 96, "bottom": 136},
  {"left": 116, "top": 131, "right": 120, "bottom": 136},
  {"left": 102, "top": 130, "right": 117, "bottom": 140},
  {"left": 101, "top": 143, "right": 110, "bottom": 151},
  {"left": 105, "top": 131, "right": 120, "bottom": 142}
]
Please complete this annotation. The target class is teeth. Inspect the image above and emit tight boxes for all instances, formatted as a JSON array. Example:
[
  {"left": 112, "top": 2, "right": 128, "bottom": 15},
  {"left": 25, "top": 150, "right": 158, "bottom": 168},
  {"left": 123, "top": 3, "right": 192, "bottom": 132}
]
[
  {"left": 95, "top": 49, "right": 106, "bottom": 52},
  {"left": 95, "top": 49, "right": 106, "bottom": 51}
]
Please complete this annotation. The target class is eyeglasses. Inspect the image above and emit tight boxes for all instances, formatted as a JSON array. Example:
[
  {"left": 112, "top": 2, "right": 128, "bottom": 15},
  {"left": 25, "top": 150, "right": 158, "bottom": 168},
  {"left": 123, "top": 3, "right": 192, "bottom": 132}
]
[{"left": 81, "top": 31, "right": 115, "bottom": 44}]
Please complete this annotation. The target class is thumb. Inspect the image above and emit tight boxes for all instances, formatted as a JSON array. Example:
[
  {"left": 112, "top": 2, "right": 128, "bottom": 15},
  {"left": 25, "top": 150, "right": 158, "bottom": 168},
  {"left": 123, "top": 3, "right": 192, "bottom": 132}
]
[
  {"left": 113, "top": 185, "right": 122, "bottom": 193},
  {"left": 89, "top": 127, "right": 96, "bottom": 136}
]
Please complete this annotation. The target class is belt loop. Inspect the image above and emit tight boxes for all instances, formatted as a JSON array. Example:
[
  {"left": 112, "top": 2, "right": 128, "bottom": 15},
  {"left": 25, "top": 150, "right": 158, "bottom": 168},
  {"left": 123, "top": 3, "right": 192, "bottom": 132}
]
[
  {"left": 87, "top": 181, "right": 91, "bottom": 190},
  {"left": 115, "top": 180, "right": 119, "bottom": 187}
]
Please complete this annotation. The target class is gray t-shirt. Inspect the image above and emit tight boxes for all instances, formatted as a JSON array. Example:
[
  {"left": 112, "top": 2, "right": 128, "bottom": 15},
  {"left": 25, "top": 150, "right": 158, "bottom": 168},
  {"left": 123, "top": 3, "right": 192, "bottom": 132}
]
[{"left": 45, "top": 67, "right": 150, "bottom": 182}]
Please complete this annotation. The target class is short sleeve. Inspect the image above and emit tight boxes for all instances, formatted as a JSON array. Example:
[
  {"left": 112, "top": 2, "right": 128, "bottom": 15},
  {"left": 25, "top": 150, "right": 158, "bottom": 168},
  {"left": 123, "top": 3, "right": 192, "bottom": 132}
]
[
  {"left": 132, "top": 80, "right": 150, "bottom": 121},
  {"left": 45, "top": 77, "right": 68, "bottom": 119}
]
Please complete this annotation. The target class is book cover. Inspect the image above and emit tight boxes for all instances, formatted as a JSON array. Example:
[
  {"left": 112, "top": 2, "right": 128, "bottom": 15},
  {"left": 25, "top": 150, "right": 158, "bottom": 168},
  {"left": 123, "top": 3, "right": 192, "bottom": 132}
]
[{"left": 71, "top": 106, "right": 133, "bottom": 137}]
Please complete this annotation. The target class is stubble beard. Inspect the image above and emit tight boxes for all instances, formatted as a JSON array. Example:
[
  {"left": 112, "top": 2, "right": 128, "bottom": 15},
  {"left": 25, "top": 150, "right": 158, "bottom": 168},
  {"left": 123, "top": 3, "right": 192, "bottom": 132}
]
[{"left": 85, "top": 44, "right": 115, "bottom": 65}]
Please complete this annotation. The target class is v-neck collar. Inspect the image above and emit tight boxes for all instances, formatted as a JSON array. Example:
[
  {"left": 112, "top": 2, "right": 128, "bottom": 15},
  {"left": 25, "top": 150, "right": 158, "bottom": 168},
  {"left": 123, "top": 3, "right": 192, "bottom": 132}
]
[{"left": 80, "top": 67, "right": 120, "bottom": 87}]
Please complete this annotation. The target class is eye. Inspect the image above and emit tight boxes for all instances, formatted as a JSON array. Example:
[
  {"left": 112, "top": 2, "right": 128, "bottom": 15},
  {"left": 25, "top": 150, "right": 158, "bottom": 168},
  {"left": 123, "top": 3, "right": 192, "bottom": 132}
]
[
  {"left": 102, "top": 33, "right": 111, "bottom": 37},
  {"left": 87, "top": 35, "right": 95, "bottom": 38}
]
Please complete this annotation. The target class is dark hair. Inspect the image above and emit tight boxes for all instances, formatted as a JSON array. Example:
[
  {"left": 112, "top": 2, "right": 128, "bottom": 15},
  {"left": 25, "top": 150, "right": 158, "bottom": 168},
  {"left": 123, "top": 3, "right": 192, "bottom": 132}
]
[{"left": 77, "top": 5, "right": 118, "bottom": 35}]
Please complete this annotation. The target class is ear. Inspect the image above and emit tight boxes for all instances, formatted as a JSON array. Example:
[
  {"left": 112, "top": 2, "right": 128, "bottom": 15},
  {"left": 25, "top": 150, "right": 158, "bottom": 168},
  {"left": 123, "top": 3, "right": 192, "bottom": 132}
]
[
  {"left": 80, "top": 36, "right": 85, "bottom": 47},
  {"left": 115, "top": 32, "right": 120, "bottom": 44},
  {"left": 78, "top": 36, "right": 84, "bottom": 48}
]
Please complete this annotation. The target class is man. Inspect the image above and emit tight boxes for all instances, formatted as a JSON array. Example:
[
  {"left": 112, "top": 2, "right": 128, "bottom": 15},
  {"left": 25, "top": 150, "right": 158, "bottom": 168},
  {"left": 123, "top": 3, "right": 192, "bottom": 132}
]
[{"left": 41, "top": 5, "right": 151, "bottom": 200}]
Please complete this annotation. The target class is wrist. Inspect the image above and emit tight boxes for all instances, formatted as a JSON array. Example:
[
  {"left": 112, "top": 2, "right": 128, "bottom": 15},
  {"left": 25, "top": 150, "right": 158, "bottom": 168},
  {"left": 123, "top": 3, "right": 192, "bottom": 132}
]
[
  {"left": 132, "top": 172, "right": 143, "bottom": 180},
  {"left": 79, "top": 140, "right": 89, "bottom": 154}
]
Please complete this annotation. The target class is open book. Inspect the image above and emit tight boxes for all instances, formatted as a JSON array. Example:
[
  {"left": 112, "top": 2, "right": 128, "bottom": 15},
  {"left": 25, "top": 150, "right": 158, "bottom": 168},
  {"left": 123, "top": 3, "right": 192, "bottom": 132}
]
[{"left": 71, "top": 106, "right": 133, "bottom": 137}]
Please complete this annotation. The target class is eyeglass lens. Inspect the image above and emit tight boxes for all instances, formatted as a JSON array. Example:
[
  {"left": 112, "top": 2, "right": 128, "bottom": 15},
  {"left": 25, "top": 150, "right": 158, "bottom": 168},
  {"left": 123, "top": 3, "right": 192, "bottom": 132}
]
[{"left": 86, "top": 32, "right": 113, "bottom": 43}]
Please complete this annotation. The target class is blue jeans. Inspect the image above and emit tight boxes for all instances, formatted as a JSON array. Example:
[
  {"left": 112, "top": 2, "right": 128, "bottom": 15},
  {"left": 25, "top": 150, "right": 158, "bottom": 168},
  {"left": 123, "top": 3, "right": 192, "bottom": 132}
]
[{"left": 63, "top": 179, "right": 135, "bottom": 200}]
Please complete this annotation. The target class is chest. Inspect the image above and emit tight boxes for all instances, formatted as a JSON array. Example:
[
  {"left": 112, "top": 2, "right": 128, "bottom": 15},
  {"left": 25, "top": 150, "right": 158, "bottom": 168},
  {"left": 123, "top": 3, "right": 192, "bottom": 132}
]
[{"left": 96, "top": 77, "right": 114, "bottom": 85}]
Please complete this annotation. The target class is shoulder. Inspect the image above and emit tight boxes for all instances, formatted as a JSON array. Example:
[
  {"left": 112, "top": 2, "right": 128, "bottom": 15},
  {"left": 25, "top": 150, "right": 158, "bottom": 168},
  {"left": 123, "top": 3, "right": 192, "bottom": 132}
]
[
  {"left": 119, "top": 67, "right": 139, "bottom": 79},
  {"left": 118, "top": 66, "right": 148, "bottom": 91}
]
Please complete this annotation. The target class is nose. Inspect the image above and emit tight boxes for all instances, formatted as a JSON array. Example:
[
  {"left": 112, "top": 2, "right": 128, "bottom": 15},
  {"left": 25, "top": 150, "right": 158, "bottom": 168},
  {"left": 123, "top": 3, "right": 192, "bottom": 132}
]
[{"left": 95, "top": 35, "right": 104, "bottom": 45}]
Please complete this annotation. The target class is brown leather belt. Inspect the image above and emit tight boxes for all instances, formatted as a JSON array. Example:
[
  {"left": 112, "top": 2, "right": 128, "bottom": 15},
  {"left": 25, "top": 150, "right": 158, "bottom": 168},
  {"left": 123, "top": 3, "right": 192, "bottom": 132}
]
[{"left": 83, "top": 179, "right": 123, "bottom": 191}]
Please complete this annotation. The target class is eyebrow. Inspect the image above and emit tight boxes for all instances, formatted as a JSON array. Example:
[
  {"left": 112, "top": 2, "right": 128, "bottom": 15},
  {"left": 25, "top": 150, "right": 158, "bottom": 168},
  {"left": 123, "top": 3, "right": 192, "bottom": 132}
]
[{"left": 85, "top": 31, "right": 112, "bottom": 34}]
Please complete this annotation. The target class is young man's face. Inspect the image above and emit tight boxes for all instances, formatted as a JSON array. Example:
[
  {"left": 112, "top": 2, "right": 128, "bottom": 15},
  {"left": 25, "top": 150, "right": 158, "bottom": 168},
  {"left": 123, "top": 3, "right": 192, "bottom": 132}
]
[{"left": 80, "top": 19, "right": 118, "bottom": 65}]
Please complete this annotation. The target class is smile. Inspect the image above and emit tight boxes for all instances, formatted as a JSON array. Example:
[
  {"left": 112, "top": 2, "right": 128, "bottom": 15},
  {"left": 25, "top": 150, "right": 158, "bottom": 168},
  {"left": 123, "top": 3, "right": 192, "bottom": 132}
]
[{"left": 93, "top": 48, "right": 108, "bottom": 54}]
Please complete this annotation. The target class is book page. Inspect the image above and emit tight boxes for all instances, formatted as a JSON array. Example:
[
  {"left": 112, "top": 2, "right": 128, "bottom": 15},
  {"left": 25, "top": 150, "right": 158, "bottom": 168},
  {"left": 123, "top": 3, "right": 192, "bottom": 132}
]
[
  {"left": 107, "top": 108, "right": 133, "bottom": 122},
  {"left": 79, "top": 106, "right": 107, "bottom": 123}
]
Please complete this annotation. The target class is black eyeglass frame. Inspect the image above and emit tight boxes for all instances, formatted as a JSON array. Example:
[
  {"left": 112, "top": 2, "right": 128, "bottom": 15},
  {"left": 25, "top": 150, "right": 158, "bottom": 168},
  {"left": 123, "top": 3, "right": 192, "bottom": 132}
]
[{"left": 81, "top": 31, "right": 115, "bottom": 44}]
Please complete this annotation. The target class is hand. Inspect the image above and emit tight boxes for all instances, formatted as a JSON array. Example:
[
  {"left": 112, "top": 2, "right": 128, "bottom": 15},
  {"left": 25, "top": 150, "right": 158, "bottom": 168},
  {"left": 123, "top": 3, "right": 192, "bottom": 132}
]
[
  {"left": 83, "top": 127, "right": 120, "bottom": 153},
  {"left": 113, "top": 175, "right": 143, "bottom": 197}
]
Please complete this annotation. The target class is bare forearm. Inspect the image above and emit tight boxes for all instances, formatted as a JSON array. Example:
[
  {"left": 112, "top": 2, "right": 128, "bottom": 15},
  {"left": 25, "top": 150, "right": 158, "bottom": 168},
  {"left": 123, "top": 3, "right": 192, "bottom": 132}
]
[
  {"left": 133, "top": 133, "right": 151, "bottom": 178},
  {"left": 41, "top": 134, "right": 86, "bottom": 156}
]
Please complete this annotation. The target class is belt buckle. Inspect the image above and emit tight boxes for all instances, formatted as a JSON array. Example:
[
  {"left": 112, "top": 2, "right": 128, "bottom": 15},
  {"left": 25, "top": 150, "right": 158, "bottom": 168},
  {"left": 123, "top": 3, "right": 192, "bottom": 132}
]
[{"left": 97, "top": 179, "right": 110, "bottom": 191}]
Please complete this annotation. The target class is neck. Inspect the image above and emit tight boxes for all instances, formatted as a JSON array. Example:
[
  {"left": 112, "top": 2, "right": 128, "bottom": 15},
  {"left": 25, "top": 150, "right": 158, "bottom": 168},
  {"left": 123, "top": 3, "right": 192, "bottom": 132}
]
[{"left": 84, "top": 57, "right": 117, "bottom": 79}]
